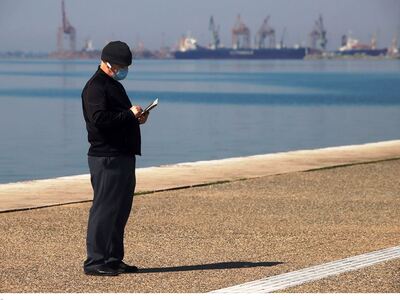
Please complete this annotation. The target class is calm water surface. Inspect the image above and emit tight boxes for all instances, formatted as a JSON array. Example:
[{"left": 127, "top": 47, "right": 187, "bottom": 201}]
[{"left": 0, "top": 59, "right": 399, "bottom": 183}]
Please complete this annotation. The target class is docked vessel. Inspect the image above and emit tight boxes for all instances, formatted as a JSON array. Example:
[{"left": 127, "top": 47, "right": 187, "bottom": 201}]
[
  {"left": 335, "top": 34, "right": 388, "bottom": 56},
  {"left": 174, "top": 38, "right": 309, "bottom": 59},
  {"left": 173, "top": 16, "right": 320, "bottom": 60}
]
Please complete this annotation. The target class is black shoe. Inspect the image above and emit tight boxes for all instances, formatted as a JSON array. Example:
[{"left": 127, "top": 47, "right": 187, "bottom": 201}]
[
  {"left": 116, "top": 261, "right": 139, "bottom": 273},
  {"left": 84, "top": 265, "right": 120, "bottom": 276}
]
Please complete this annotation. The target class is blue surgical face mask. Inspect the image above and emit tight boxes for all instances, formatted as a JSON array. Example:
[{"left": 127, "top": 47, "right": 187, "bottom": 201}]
[{"left": 113, "top": 67, "right": 129, "bottom": 81}]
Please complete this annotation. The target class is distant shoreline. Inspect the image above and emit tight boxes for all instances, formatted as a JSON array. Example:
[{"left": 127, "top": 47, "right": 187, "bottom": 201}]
[{"left": 1, "top": 53, "right": 399, "bottom": 61}]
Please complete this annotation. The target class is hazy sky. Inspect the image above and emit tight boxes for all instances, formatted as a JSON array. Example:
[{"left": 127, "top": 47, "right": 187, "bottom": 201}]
[{"left": 0, "top": 0, "right": 399, "bottom": 52}]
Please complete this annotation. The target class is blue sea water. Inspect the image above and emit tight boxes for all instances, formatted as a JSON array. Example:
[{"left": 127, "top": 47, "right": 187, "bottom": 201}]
[{"left": 0, "top": 58, "right": 399, "bottom": 184}]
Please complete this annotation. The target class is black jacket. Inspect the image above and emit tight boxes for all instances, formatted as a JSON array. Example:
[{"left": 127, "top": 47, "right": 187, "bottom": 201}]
[{"left": 82, "top": 67, "right": 141, "bottom": 157}]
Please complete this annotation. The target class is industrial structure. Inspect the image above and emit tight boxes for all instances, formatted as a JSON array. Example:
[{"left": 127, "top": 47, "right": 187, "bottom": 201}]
[
  {"left": 309, "top": 15, "right": 327, "bottom": 50},
  {"left": 44, "top": 2, "right": 397, "bottom": 60},
  {"left": 174, "top": 15, "right": 309, "bottom": 59},
  {"left": 232, "top": 15, "right": 251, "bottom": 49},
  {"left": 388, "top": 36, "right": 399, "bottom": 57},
  {"left": 57, "top": 0, "right": 76, "bottom": 54},
  {"left": 208, "top": 16, "right": 221, "bottom": 49},
  {"left": 50, "top": 0, "right": 102, "bottom": 59},
  {"left": 255, "top": 16, "right": 276, "bottom": 49}
]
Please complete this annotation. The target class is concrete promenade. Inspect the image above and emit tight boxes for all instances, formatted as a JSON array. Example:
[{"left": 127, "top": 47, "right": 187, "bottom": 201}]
[
  {"left": 0, "top": 140, "right": 399, "bottom": 293},
  {"left": 1, "top": 140, "right": 400, "bottom": 212}
]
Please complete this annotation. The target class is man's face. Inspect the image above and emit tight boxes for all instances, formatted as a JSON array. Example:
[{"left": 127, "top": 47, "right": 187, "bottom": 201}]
[
  {"left": 106, "top": 62, "right": 128, "bottom": 74},
  {"left": 105, "top": 62, "right": 130, "bottom": 81}
]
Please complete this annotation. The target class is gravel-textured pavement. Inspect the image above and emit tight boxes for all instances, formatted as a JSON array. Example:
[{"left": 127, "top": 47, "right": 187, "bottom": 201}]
[
  {"left": 283, "top": 259, "right": 400, "bottom": 293},
  {"left": 0, "top": 159, "right": 399, "bottom": 293}
]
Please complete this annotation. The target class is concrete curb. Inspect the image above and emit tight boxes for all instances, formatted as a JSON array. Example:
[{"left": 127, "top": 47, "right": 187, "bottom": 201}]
[{"left": 1, "top": 140, "right": 399, "bottom": 213}]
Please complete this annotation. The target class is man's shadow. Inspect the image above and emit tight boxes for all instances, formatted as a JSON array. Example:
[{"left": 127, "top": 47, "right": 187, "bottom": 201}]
[{"left": 137, "top": 261, "right": 283, "bottom": 274}]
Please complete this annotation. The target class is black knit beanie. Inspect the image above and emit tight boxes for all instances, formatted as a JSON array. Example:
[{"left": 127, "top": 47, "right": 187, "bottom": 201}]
[{"left": 101, "top": 41, "right": 132, "bottom": 66}]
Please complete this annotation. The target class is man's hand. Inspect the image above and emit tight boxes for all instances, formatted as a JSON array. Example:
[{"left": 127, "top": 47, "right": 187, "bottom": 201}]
[
  {"left": 130, "top": 106, "right": 143, "bottom": 118},
  {"left": 138, "top": 112, "right": 149, "bottom": 124}
]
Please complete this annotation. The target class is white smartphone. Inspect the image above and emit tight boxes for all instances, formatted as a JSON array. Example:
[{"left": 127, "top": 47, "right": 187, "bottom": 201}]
[{"left": 142, "top": 98, "right": 158, "bottom": 115}]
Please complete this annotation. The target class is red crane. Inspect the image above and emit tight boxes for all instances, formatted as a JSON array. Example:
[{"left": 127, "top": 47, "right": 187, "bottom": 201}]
[
  {"left": 57, "top": 0, "right": 76, "bottom": 53},
  {"left": 232, "top": 15, "right": 251, "bottom": 49}
]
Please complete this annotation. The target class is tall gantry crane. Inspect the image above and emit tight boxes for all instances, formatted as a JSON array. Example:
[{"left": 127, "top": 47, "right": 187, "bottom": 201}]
[
  {"left": 279, "top": 27, "right": 287, "bottom": 48},
  {"left": 209, "top": 16, "right": 221, "bottom": 49},
  {"left": 57, "top": 0, "right": 76, "bottom": 53},
  {"left": 256, "top": 16, "right": 276, "bottom": 49},
  {"left": 232, "top": 15, "right": 251, "bottom": 49},
  {"left": 309, "top": 15, "right": 327, "bottom": 50}
]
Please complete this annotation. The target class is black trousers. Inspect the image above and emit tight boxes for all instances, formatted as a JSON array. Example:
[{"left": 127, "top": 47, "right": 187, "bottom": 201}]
[{"left": 84, "top": 156, "right": 136, "bottom": 269}]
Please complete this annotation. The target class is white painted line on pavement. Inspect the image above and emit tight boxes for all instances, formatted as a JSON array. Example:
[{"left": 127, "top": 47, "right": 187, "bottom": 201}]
[{"left": 211, "top": 245, "right": 400, "bottom": 293}]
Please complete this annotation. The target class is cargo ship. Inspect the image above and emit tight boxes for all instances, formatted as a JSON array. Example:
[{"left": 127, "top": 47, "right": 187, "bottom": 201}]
[
  {"left": 335, "top": 34, "right": 388, "bottom": 57},
  {"left": 173, "top": 16, "right": 322, "bottom": 60},
  {"left": 173, "top": 37, "right": 309, "bottom": 59}
]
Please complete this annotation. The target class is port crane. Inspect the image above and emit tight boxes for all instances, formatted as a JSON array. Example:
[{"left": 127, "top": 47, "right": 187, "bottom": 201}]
[
  {"left": 388, "top": 36, "right": 399, "bottom": 57},
  {"left": 279, "top": 27, "right": 287, "bottom": 48},
  {"left": 256, "top": 16, "right": 276, "bottom": 49},
  {"left": 209, "top": 16, "right": 221, "bottom": 49},
  {"left": 309, "top": 15, "right": 327, "bottom": 50},
  {"left": 232, "top": 15, "right": 251, "bottom": 49},
  {"left": 57, "top": 0, "right": 76, "bottom": 53}
]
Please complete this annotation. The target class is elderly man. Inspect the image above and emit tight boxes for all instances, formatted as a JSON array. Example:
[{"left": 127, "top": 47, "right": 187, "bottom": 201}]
[{"left": 81, "top": 41, "right": 148, "bottom": 276}]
